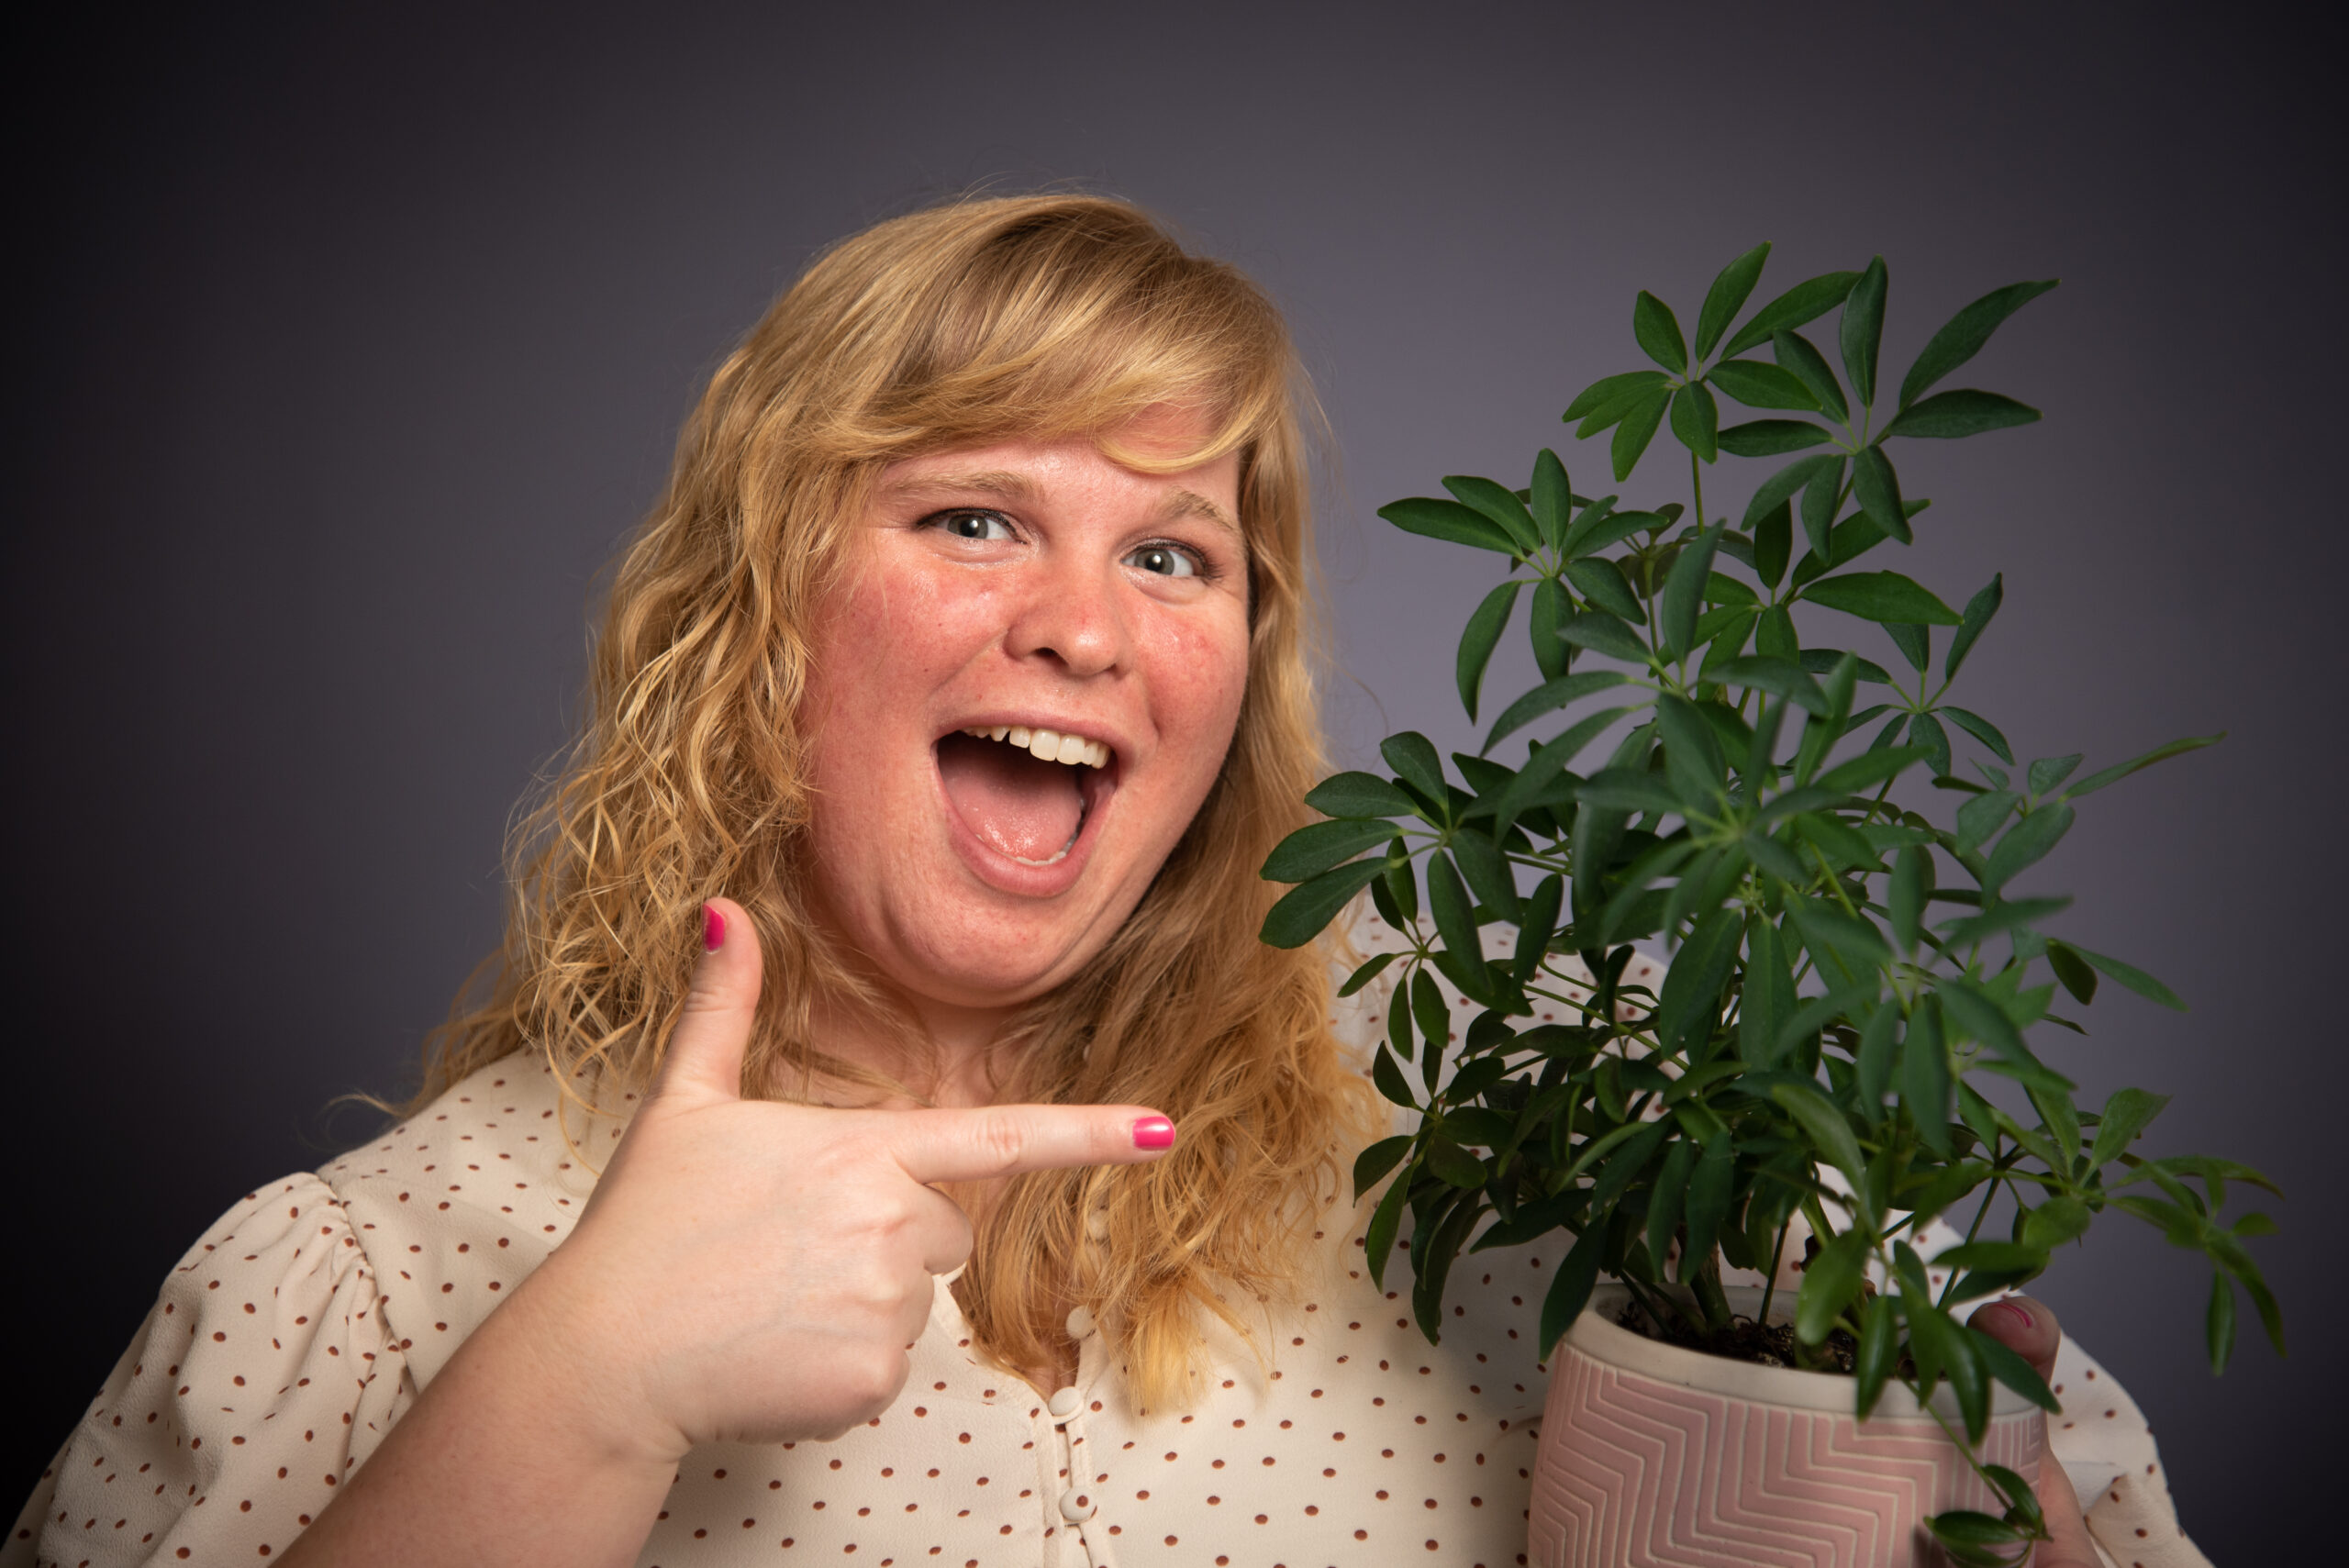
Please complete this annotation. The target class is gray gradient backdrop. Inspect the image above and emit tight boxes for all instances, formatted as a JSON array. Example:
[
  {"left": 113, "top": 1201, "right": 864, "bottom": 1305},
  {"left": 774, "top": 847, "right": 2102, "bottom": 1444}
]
[{"left": 8, "top": 4, "right": 2341, "bottom": 1557}]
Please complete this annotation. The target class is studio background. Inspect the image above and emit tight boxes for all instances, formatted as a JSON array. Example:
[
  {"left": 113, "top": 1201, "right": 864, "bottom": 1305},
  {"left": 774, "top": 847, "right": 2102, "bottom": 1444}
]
[{"left": 9, "top": 4, "right": 2340, "bottom": 1557}]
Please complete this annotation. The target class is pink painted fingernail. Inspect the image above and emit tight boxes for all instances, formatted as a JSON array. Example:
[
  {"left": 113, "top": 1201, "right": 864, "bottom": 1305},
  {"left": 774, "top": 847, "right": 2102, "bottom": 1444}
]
[
  {"left": 703, "top": 905, "right": 726, "bottom": 951},
  {"left": 1131, "top": 1116, "right": 1175, "bottom": 1151},
  {"left": 1987, "top": 1299, "right": 2034, "bottom": 1330}
]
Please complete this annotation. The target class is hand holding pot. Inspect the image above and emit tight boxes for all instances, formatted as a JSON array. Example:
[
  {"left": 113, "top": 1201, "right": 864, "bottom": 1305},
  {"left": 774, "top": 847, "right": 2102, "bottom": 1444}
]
[{"left": 1967, "top": 1297, "right": 2100, "bottom": 1568}]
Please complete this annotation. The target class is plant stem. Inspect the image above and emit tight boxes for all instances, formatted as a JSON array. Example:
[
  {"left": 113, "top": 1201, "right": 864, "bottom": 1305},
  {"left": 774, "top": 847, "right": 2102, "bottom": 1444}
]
[{"left": 1757, "top": 1212, "right": 1794, "bottom": 1327}]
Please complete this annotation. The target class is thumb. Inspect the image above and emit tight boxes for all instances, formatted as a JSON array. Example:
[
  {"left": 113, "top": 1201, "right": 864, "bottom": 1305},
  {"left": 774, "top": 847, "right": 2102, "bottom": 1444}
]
[{"left": 651, "top": 897, "right": 764, "bottom": 1105}]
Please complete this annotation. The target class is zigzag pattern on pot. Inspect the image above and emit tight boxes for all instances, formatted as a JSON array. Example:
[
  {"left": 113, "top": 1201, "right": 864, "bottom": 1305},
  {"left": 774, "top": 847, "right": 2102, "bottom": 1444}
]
[{"left": 1528, "top": 1346, "right": 2043, "bottom": 1567}]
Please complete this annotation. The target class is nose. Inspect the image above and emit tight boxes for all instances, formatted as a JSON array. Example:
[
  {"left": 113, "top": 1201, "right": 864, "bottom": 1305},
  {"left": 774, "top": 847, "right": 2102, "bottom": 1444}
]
[{"left": 1001, "top": 551, "right": 1130, "bottom": 680}]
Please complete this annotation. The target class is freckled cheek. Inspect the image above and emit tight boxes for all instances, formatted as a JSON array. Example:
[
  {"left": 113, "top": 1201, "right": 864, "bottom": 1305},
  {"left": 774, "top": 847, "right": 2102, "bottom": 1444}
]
[{"left": 1137, "top": 614, "right": 1251, "bottom": 768}]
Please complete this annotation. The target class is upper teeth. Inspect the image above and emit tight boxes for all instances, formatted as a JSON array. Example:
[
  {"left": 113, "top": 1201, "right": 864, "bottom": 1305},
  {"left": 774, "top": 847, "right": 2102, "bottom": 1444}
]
[{"left": 963, "top": 725, "right": 1112, "bottom": 769}]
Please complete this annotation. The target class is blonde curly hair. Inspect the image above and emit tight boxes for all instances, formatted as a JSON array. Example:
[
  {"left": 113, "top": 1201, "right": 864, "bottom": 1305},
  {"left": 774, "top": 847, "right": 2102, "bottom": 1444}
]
[{"left": 413, "top": 193, "right": 1377, "bottom": 1407}]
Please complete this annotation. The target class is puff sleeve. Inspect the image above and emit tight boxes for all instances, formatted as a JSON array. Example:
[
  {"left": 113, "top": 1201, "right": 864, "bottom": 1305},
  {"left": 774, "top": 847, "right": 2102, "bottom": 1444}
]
[{"left": 7, "top": 1173, "right": 414, "bottom": 1566}]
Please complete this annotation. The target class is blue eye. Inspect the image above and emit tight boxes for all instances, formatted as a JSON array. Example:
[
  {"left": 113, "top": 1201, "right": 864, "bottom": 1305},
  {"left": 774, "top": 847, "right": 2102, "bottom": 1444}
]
[
  {"left": 1126, "top": 544, "right": 1199, "bottom": 579},
  {"left": 933, "top": 509, "right": 1013, "bottom": 541}
]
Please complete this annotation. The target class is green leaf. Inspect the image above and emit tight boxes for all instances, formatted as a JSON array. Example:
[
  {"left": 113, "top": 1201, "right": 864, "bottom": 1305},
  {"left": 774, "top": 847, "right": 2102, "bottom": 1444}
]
[
  {"left": 1558, "top": 610, "right": 1653, "bottom": 664},
  {"left": 1716, "top": 419, "right": 1832, "bottom": 457},
  {"left": 1363, "top": 1158, "right": 1412, "bottom": 1288},
  {"left": 1684, "top": 1131, "right": 1736, "bottom": 1275},
  {"left": 1910, "top": 712, "right": 1953, "bottom": 777},
  {"left": 1337, "top": 950, "right": 1397, "bottom": 999},
  {"left": 1968, "top": 1323, "right": 2060, "bottom": 1413},
  {"left": 1721, "top": 270, "right": 1863, "bottom": 360},
  {"left": 1771, "top": 329, "right": 1850, "bottom": 426},
  {"left": 1539, "top": 1226, "right": 1608, "bottom": 1358},
  {"left": 1753, "top": 500, "right": 1791, "bottom": 590},
  {"left": 1450, "top": 830, "right": 1522, "bottom": 926},
  {"left": 1481, "top": 669, "right": 1633, "bottom": 754},
  {"left": 1755, "top": 604, "right": 1799, "bottom": 660},
  {"left": 1801, "top": 571, "right": 1962, "bottom": 625},
  {"left": 1706, "top": 357, "right": 1820, "bottom": 413},
  {"left": 1774, "top": 1082, "right": 1867, "bottom": 1196},
  {"left": 1611, "top": 387, "right": 1672, "bottom": 481},
  {"left": 1306, "top": 771, "right": 1418, "bottom": 820},
  {"left": 2045, "top": 939, "right": 2099, "bottom": 1006},
  {"left": 1564, "top": 369, "right": 1672, "bottom": 423},
  {"left": 1530, "top": 575, "right": 1570, "bottom": 681},
  {"left": 1953, "top": 790, "right": 2021, "bottom": 854},
  {"left": 1381, "top": 731, "right": 1449, "bottom": 808},
  {"left": 2059, "top": 734, "right": 2224, "bottom": 800},
  {"left": 1902, "top": 1001, "right": 1954, "bottom": 1154},
  {"left": 1655, "top": 908, "right": 1744, "bottom": 1055},
  {"left": 1669, "top": 381, "right": 1720, "bottom": 463},
  {"left": 2021, "top": 1195, "right": 2093, "bottom": 1250},
  {"left": 1371, "top": 1043, "right": 1418, "bottom": 1107},
  {"left": 1353, "top": 1133, "right": 1414, "bottom": 1198},
  {"left": 1856, "top": 995, "right": 1902, "bottom": 1108},
  {"left": 2065, "top": 942, "right": 2188, "bottom": 1010},
  {"left": 1695, "top": 240, "right": 1771, "bottom": 359},
  {"left": 1883, "top": 621, "right": 1929, "bottom": 674},
  {"left": 1634, "top": 289, "right": 1688, "bottom": 373},
  {"left": 1898, "top": 279, "right": 2060, "bottom": 409},
  {"left": 1515, "top": 873, "right": 1565, "bottom": 984},
  {"left": 1889, "top": 845, "right": 1931, "bottom": 952},
  {"left": 1741, "top": 451, "right": 1841, "bottom": 531},
  {"left": 1454, "top": 580, "right": 1524, "bottom": 724},
  {"left": 1840, "top": 256, "right": 1887, "bottom": 407},
  {"left": 1942, "top": 706, "right": 2014, "bottom": 764},
  {"left": 1260, "top": 857, "right": 1389, "bottom": 948},
  {"left": 1564, "top": 505, "right": 1664, "bottom": 561},
  {"left": 1564, "top": 556, "right": 1644, "bottom": 621},
  {"left": 1261, "top": 817, "right": 1401, "bottom": 884},
  {"left": 1801, "top": 456, "right": 1844, "bottom": 557},
  {"left": 1493, "top": 706, "right": 1635, "bottom": 832},
  {"left": 2027, "top": 753, "right": 2082, "bottom": 796},
  {"left": 1880, "top": 388, "right": 2043, "bottom": 440},
  {"left": 1377, "top": 496, "right": 1519, "bottom": 556},
  {"left": 1855, "top": 1293, "right": 1898, "bottom": 1417},
  {"left": 1747, "top": 910, "right": 1794, "bottom": 1070},
  {"left": 1794, "top": 1228, "right": 1868, "bottom": 1345},
  {"left": 2208, "top": 1272, "right": 2238, "bottom": 1374},
  {"left": 1943, "top": 574, "right": 2003, "bottom": 681},
  {"left": 1982, "top": 804, "right": 2074, "bottom": 896},
  {"left": 1426, "top": 1136, "right": 1486, "bottom": 1189},
  {"left": 1424, "top": 851, "right": 1486, "bottom": 997},
  {"left": 1645, "top": 1137, "right": 1697, "bottom": 1266},
  {"left": 1939, "top": 977, "right": 2064, "bottom": 1087},
  {"left": 1709, "top": 656, "right": 1829, "bottom": 716},
  {"left": 1410, "top": 969, "right": 1449, "bottom": 1062},
  {"left": 1379, "top": 843, "right": 1418, "bottom": 927},
  {"left": 1576, "top": 767, "right": 1684, "bottom": 816},
  {"left": 1849, "top": 444, "right": 1912, "bottom": 543},
  {"left": 1530, "top": 449, "right": 1574, "bottom": 552},
  {"left": 1813, "top": 744, "right": 1925, "bottom": 794},
  {"left": 1443, "top": 474, "right": 1543, "bottom": 554},
  {"left": 1662, "top": 522, "right": 1726, "bottom": 658}
]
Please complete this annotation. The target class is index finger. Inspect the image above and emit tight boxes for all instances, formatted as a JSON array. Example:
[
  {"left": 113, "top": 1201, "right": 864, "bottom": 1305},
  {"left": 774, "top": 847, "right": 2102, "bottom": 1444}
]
[{"left": 886, "top": 1103, "right": 1176, "bottom": 1186}]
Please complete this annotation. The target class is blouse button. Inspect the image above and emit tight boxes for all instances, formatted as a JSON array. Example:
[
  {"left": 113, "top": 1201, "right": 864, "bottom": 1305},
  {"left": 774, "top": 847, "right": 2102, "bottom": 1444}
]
[
  {"left": 1058, "top": 1489, "right": 1097, "bottom": 1522},
  {"left": 1065, "top": 1306, "right": 1096, "bottom": 1339},
  {"left": 1048, "top": 1386, "right": 1082, "bottom": 1418}
]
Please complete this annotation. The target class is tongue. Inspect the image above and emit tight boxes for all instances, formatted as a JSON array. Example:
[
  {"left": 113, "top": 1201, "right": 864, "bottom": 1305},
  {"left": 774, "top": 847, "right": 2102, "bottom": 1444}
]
[{"left": 937, "top": 733, "right": 1085, "bottom": 862}]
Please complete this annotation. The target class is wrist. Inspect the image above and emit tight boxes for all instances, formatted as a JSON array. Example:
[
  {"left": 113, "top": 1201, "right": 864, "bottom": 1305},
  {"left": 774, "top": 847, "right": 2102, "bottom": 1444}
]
[{"left": 474, "top": 1243, "right": 692, "bottom": 1472}]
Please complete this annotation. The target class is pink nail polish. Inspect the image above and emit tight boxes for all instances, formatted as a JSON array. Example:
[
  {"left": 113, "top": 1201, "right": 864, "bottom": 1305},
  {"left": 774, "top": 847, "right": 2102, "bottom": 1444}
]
[
  {"left": 703, "top": 906, "right": 726, "bottom": 951},
  {"left": 1991, "top": 1299, "right": 2033, "bottom": 1330},
  {"left": 1131, "top": 1116, "right": 1175, "bottom": 1151}
]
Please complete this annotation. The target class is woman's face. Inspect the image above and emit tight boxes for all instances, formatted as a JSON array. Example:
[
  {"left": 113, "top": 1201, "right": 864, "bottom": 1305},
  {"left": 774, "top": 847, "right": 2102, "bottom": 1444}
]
[{"left": 800, "top": 410, "right": 1252, "bottom": 1022}]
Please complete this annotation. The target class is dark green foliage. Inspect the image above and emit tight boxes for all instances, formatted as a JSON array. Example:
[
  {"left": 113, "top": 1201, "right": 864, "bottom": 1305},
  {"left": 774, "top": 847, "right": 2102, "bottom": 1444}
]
[{"left": 1255, "top": 249, "right": 2276, "bottom": 1528}]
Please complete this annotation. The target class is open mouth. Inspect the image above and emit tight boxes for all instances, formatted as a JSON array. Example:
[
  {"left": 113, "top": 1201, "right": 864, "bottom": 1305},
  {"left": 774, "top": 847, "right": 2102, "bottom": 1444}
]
[{"left": 935, "top": 725, "right": 1116, "bottom": 867}]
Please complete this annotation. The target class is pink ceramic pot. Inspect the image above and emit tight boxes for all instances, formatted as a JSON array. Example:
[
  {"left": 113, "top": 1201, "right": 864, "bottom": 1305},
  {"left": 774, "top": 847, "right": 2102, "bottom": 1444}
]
[{"left": 1528, "top": 1284, "right": 2042, "bottom": 1568}]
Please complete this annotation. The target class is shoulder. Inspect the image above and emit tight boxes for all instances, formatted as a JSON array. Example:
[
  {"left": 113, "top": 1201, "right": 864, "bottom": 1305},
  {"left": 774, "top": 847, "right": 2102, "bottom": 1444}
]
[{"left": 312, "top": 1052, "right": 618, "bottom": 1388}]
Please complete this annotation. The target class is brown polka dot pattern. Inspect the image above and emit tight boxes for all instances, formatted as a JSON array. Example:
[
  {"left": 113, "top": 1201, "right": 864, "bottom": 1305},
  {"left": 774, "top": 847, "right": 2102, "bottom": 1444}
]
[{"left": 6, "top": 913, "right": 2202, "bottom": 1565}]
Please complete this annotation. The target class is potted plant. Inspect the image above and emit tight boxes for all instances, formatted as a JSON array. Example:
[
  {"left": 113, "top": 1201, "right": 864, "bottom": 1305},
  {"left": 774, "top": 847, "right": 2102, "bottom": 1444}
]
[{"left": 1258, "top": 244, "right": 2284, "bottom": 1566}]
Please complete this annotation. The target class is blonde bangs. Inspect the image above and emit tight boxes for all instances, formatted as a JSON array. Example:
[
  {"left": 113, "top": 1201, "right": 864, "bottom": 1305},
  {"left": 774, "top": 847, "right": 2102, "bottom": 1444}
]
[{"left": 409, "top": 193, "right": 1375, "bottom": 1410}]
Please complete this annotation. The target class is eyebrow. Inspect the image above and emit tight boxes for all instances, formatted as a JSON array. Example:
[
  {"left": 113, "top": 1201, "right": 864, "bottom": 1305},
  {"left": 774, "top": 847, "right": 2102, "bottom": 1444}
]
[{"left": 884, "top": 470, "right": 1242, "bottom": 540}]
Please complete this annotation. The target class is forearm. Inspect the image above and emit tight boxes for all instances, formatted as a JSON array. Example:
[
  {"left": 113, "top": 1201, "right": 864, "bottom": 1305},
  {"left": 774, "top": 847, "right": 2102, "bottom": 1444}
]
[{"left": 275, "top": 1259, "right": 680, "bottom": 1568}]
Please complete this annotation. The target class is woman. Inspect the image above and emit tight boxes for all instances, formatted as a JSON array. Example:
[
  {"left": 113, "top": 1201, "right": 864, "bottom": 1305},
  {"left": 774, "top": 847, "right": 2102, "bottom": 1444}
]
[{"left": 10, "top": 195, "right": 2164, "bottom": 1567}]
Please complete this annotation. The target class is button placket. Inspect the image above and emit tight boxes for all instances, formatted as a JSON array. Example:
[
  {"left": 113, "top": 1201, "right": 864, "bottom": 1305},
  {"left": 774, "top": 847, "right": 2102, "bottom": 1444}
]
[{"left": 1050, "top": 1301, "right": 1118, "bottom": 1567}]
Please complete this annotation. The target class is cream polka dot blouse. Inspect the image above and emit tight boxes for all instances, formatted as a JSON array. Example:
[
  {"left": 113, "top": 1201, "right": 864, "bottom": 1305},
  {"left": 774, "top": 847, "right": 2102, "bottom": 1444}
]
[{"left": 9, "top": 911, "right": 2202, "bottom": 1567}]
